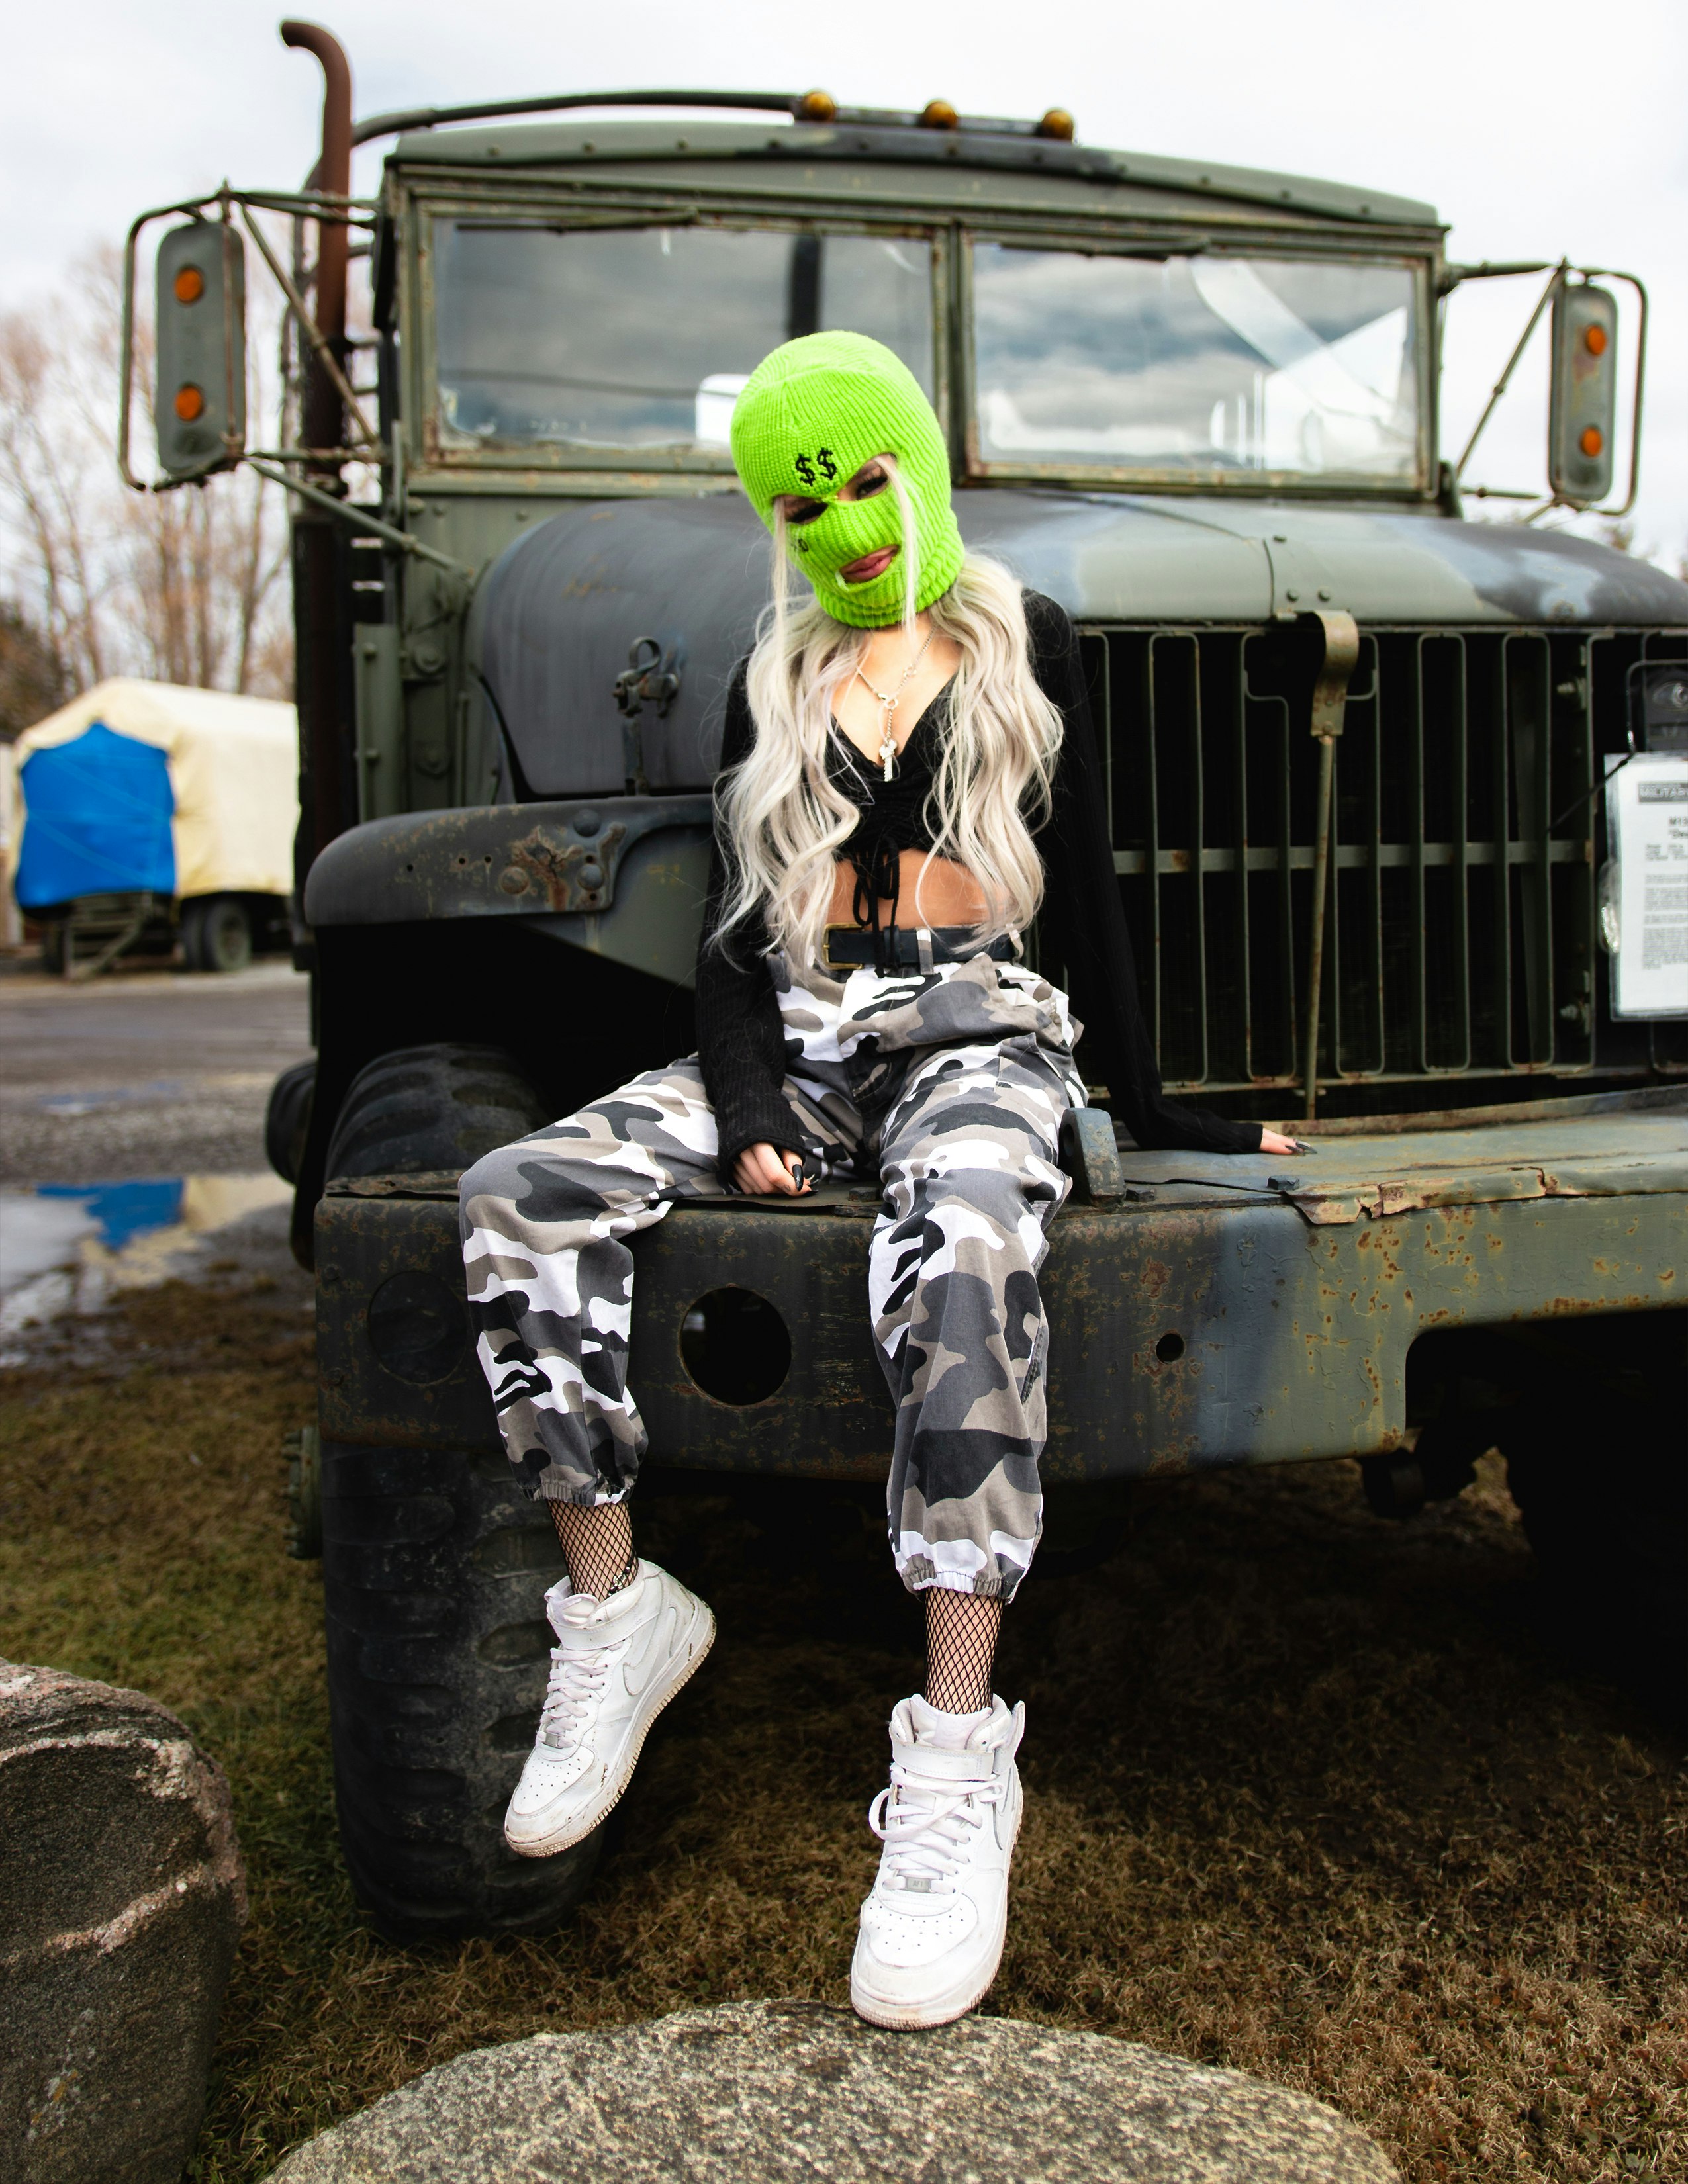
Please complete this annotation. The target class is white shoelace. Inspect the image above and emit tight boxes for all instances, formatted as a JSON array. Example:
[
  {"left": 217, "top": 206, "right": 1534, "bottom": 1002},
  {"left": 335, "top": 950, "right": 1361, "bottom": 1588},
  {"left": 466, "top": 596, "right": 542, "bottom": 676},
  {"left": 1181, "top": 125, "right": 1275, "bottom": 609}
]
[
  {"left": 536, "top": 1641, "right": 612, "bottom": 1750},
  {"left": 868, "top": 1754, "right": 1003, "bottom": 1891}
]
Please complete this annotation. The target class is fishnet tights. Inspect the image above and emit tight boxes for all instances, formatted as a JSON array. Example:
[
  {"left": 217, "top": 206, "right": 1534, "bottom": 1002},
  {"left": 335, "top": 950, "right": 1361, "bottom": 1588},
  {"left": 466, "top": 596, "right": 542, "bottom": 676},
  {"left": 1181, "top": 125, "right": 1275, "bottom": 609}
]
[
  {"left": 544, "top": 1504, "right": 1001, "bottom": 1704},
  {"left": 547, "top": 1500, "right": 638, "bottom": 1602},
  {"left": 925, "top": 1589, "right": 1002, "bottom": 1716}
]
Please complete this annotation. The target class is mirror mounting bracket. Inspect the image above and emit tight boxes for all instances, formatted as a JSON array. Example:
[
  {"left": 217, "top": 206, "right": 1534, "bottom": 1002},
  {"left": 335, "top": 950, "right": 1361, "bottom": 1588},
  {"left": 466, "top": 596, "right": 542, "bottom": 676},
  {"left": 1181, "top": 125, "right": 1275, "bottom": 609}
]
[
  {"left": 117, "top": 183, "right": 377, "bottom": 494},
  {"left": 1448, "top": 259, "right": 1648, "bottom": 522}
]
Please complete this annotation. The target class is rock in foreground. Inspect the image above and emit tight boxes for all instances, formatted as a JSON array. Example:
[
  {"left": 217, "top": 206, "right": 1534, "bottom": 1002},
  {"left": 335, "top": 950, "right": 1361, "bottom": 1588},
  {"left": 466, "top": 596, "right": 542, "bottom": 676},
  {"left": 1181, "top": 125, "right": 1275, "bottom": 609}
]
[
  {"left": 267, "top": 1998, "right": 1397, "bottom": 2183},
  {"left": 0, "top": 1660, "right": 246, "bottom": 2184}
]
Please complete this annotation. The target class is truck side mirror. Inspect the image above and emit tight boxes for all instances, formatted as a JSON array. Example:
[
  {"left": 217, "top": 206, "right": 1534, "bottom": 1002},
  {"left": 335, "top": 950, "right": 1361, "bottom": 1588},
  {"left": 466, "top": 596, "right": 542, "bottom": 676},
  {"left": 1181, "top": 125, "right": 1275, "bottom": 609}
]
[
  {"left": 154, "top": 221, "right": 246, "bottom": 480},
  {"left": 1547, "top": 280, "right": 1617, "bottom": 508}
]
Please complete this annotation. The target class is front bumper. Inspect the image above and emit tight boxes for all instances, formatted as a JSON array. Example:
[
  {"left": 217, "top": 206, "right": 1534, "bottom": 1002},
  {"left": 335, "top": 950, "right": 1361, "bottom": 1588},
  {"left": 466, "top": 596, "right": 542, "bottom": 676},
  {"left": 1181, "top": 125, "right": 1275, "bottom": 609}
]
[{"left": 315, "top": 1105, "right": 1686, "bottom": 1480}]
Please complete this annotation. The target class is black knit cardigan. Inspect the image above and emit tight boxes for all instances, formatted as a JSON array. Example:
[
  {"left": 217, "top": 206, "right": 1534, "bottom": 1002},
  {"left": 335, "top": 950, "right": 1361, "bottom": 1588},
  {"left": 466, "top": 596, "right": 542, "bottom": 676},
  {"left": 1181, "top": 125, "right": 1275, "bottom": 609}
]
[{"left": 695, "top": 590, "right": 1264, "bottom": 1170}]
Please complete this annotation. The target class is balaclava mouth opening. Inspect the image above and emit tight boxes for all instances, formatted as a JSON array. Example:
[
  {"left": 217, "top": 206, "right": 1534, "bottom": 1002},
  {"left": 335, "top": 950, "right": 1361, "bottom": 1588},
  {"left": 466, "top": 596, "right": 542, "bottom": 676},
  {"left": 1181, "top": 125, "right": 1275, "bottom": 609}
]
[{"left": 728, "top": 331, "right": 964, "bottom": 630}]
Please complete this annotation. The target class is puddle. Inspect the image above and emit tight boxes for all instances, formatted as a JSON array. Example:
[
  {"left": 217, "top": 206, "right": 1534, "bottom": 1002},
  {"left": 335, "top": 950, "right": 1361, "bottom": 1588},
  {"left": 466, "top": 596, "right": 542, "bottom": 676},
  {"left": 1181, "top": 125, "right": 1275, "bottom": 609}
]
[{"left": 0, "top": 1174, "right": 292, "bottom": 1363}]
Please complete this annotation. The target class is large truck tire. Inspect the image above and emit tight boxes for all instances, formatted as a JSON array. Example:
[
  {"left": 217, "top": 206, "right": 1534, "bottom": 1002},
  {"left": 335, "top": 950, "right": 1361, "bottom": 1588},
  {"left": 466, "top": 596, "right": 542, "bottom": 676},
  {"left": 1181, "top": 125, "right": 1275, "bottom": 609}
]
[
  {"left": 320, "top": 1436, "right": 602, "bottom": 1939},
  {"left": 181, "top": 893, "right": 253, "bottom": 972},
  {"left": 324, "top": 1042, "right": 552, "bottom": 1181},
  {"left": 315, "top": 1041, "right": 595, "bottom": 1938},
  {"left": 265, "top": 1059, "right": 317, "bottom": 1185}
]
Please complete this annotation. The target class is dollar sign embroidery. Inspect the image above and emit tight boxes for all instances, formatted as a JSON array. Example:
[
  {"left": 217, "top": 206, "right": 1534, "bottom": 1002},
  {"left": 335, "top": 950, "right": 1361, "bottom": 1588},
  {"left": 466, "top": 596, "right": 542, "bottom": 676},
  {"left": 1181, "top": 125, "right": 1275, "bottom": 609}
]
[
  {"left": 816, "top": 447, "right": 837, "bottom": 482},
  {"left": 793, "top": 453, "right": 816, "bottom": 488}
]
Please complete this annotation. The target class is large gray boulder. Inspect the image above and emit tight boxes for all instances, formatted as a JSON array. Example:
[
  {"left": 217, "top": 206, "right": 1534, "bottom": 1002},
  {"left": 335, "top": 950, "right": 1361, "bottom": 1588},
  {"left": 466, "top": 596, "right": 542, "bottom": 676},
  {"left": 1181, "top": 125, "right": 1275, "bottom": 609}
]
[
  {"left": 0, "top": 1661, "right": 247, "bottom": 2184},
  {"left": 267, "top": 1999, "right": 1398, "bottom": 2183}
]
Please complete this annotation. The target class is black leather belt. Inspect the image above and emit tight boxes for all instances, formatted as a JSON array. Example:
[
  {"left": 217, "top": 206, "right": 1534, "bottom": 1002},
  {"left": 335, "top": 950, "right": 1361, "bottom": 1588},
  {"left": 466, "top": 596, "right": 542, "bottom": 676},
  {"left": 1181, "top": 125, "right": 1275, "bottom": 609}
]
[{"left": 821, "top": 925, "right": 1018, "bottom": 974}]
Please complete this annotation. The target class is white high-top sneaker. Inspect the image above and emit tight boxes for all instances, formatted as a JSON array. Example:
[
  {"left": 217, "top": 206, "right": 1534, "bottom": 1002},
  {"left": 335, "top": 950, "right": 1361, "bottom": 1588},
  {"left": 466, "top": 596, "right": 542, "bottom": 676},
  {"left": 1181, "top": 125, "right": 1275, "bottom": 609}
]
[
  {"left": 850, "top": 1692, "right": 1025, "bottom": 2030},
  {"left": 503, "top": 1559, "right": 714, "bottom": 1858}
]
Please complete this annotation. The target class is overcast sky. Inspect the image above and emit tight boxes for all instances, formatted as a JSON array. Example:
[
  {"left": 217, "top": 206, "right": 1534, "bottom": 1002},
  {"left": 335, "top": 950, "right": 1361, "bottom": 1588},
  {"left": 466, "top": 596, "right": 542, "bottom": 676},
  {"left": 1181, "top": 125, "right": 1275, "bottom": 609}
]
[{"left": 4, "top": 0, "right": 1685, "bottom": 565}]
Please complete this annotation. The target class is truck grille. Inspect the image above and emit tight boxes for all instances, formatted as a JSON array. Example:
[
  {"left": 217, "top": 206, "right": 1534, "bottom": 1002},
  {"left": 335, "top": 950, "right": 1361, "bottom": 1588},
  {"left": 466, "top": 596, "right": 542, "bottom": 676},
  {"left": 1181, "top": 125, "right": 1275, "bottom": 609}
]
[{"left": 1079, "top": 623, "right": 1688, "bottom": 1097}]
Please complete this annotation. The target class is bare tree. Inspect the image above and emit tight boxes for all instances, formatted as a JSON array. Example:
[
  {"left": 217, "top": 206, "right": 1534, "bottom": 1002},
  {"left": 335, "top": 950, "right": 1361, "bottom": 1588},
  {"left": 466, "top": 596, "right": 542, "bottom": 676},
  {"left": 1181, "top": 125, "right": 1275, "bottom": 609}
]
[
  {"left": 0, "top": 597, "right": 66, "bottom": 740},
  {"left": 0, "top": 310, "right": 111, "bottom": 690},
  {"left": 0, "top": 239, "right": 293, "bottom": 715}
]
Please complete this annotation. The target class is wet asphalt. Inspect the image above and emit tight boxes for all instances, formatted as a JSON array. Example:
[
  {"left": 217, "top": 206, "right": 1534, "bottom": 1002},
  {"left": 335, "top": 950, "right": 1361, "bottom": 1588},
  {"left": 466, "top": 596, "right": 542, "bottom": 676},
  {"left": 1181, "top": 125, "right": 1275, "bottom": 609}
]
[{"left": 0, "top": 954, "right": 312, "bottom": 1184}]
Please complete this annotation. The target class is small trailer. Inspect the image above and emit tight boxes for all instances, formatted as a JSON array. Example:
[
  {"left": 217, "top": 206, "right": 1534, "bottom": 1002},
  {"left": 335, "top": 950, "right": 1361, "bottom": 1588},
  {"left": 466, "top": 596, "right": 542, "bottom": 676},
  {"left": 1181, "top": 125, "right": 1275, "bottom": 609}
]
[{"left": 9, "top": 678, "right": 298, "bottom": 978}]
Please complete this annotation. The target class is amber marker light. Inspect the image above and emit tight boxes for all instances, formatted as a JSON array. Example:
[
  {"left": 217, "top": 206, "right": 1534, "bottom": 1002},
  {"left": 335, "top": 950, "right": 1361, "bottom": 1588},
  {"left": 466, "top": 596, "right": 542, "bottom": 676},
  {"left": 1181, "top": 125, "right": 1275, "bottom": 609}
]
[
  {"left": 1583, "top": 323, "right": 1609, "bottom": 356},
  {"left": 795, "top": 89, "right": 837, "bottom": 122},
  {"left": 1580, "top": 426, "right": 1604, "bottom": 458},
  {"left": 919, "top": 99, "right": 959, "bottom": 129},
  {"left": 175, "top": 383, "right": 205, "bottom": 422},
  {"left": 173, "top": 265, "right": 205, "bottom": 306},
  {"left": 1037, "top": 108, "right": 1076, "bottom": 141}
]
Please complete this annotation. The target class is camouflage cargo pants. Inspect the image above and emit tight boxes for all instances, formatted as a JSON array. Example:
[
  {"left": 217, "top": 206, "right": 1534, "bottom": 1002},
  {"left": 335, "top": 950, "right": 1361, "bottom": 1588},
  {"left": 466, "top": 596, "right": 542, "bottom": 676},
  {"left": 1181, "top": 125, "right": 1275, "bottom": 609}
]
[{"left": 459, "top": 951, "right": 1084, "bottom": 1601}]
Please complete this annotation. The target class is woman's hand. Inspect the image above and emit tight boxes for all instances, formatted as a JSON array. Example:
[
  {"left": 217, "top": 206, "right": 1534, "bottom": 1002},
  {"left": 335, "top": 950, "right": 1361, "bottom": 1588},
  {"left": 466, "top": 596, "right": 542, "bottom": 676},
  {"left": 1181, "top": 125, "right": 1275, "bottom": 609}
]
[
  {"left": 1259, "top": 1129, "right": 1305, "bottom": 1156},
  {"left": 733, "top": 1142, "right": 810, "bottom": 1196}
]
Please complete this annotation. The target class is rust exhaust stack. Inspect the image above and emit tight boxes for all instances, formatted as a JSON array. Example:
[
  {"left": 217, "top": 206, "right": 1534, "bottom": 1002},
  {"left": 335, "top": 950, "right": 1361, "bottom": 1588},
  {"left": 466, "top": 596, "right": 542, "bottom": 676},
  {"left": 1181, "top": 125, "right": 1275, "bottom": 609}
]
[
  {"left": 280, "top": 20, "right": 356, "bottom": 864},
  {"left": 280, "top": 19, "right": 352, "bottom": 466}
]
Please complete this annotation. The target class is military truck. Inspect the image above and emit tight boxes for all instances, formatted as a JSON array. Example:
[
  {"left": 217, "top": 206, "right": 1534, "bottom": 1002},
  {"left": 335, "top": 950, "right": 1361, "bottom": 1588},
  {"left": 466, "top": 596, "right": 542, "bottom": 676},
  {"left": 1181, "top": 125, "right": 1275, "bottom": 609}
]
[{"left": 122, "top": 24, "right": 1687, "bottom": 1942}]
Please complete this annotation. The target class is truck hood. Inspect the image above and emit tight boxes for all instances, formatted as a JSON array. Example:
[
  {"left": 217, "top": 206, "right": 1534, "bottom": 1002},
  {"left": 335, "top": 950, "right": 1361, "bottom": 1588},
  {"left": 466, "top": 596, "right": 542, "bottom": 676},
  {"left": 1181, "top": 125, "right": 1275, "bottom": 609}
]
[{"left": 478, "top": 490, "right": 1688, "bottom": 799}]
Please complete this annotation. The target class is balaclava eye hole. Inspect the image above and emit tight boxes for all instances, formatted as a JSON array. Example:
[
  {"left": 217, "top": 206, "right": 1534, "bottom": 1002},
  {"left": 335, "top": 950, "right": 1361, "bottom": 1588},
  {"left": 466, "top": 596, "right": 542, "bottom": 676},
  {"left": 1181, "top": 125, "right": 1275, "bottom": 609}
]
[{"left": 729, "top": 332, "right": 963, "bottom": 630}]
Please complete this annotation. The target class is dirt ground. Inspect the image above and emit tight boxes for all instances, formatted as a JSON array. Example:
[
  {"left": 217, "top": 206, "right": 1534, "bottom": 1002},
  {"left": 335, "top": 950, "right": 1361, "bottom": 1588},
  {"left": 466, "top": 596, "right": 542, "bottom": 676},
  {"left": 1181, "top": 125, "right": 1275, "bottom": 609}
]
[{"left": 1, "top": 1264, "right": 1681, "bottom": 2184}]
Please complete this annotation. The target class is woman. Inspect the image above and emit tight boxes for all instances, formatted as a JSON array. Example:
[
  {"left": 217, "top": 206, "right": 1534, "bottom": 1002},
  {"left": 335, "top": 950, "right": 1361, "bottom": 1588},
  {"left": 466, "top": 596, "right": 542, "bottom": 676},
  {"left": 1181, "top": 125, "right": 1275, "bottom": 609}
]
[{"left": 459, "top": 331, "right": 1297, "bottom": 2030}]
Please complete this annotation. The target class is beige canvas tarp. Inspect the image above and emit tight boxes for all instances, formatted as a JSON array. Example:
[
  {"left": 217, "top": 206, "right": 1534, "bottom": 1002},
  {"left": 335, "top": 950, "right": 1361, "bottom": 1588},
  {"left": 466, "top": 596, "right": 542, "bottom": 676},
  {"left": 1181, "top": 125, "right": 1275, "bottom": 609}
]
[{"left": 9, "top": 678, "right": 297, "bottom": 901}]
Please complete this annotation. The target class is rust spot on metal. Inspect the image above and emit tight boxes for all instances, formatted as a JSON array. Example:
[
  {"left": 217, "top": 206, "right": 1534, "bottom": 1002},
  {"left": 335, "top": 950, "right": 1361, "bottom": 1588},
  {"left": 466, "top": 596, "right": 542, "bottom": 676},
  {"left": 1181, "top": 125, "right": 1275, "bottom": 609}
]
[
  {"left": 512, "top": 821, "right": 627, "bottom": 911},
  {"left": 512, "top": 831, "right": 585, "bottom": 908},
  {"left": 1141, "top": 1258, "right": 1172, "bottom": 1301},
  {"left": 328, "top": 1169, "right": 461, "bottom": 1198}
]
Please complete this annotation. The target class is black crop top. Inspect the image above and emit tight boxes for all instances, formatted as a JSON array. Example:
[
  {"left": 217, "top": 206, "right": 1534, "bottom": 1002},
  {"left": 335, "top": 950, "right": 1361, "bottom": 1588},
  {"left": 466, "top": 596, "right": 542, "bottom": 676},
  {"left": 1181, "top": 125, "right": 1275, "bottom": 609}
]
[
  {"left": 696, "top": 590, "right": 1264, "bottom": 1171},
  {"left": 827, "top": 692, "right": 953, "bottom": 955}
]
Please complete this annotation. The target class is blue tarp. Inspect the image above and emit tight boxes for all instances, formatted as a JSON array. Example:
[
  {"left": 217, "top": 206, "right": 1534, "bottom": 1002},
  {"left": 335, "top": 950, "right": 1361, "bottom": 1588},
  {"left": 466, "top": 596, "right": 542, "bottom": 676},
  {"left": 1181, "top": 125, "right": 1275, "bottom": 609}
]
[
  {"left": 13, "top": 721, "right": 175, "bottom": 909},
  {"left": 36, "top": 1179, "right": 185, "bottom": 1251}
]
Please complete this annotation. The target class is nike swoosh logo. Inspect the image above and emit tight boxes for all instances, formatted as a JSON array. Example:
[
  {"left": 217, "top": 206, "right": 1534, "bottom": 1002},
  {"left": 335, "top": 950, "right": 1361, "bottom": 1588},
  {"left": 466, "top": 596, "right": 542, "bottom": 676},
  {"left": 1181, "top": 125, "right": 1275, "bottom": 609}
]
[{"left": 621, "top": 1602, "right": 679, "bottom": 1698}]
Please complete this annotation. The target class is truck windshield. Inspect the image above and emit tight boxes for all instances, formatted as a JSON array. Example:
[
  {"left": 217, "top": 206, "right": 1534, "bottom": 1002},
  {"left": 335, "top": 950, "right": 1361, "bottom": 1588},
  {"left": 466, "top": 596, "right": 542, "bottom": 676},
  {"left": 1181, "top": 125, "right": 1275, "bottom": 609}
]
[
  {"left": 433, "top": 222, "right": 933, "bottom": 454},
  {"left": 971, "top": 243, "right": 1421, "bottom": 484}
]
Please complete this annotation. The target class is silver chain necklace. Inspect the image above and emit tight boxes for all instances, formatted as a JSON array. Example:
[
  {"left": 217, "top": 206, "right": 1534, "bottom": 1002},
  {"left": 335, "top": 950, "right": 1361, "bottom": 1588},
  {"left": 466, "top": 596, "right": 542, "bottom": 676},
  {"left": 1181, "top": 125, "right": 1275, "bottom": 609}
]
[{"left": 854, "top": 630, "right": 935, "bottom": 780}]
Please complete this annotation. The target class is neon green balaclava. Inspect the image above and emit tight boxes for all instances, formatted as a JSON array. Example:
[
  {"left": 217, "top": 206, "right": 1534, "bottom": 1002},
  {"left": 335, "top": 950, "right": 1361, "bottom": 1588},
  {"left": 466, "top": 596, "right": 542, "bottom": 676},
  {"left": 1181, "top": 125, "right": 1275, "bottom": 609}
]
[{"left": 728, "top": 331, "right": 964, "bottom": 629}]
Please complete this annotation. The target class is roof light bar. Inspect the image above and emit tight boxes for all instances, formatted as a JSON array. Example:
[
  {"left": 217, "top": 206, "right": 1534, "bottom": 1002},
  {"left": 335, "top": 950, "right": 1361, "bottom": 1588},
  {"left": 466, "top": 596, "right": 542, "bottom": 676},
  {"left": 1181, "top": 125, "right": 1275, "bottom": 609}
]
[{"left": 350, "top": 87, "right": 1077, "bottom": 150}]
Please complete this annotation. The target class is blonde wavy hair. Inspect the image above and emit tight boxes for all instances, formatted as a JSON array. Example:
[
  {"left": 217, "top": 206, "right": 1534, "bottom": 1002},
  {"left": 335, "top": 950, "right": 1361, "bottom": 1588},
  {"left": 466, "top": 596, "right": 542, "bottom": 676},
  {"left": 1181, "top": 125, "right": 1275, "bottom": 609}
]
[{"left": 714, "top": 466, "right": 1065, "bottom": 968}]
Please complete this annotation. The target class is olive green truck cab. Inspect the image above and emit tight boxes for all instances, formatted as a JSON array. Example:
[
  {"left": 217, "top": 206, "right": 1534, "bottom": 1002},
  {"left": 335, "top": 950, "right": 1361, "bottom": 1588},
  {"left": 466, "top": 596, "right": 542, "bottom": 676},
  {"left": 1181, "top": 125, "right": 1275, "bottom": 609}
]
[{"left": 126, "top": 36, "right": 1685, "bottom": 1938}]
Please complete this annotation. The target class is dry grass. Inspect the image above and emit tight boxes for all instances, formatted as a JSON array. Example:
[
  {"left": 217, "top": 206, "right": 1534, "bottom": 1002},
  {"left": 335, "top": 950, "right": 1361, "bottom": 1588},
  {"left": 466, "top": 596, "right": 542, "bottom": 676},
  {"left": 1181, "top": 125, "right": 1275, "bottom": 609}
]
[{"left": 1, "top": 1277, "right": 1683, "bottom": 2182}]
